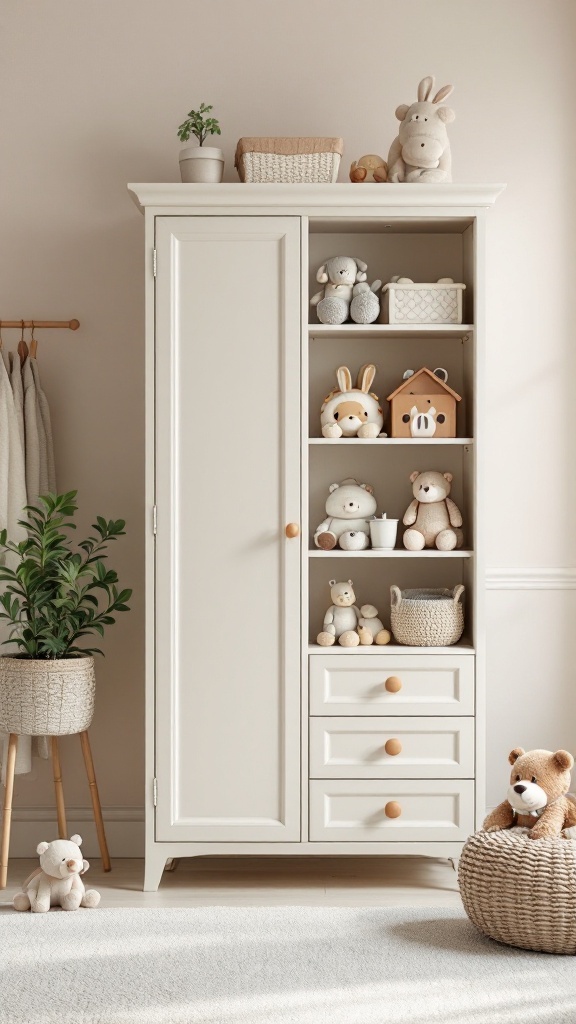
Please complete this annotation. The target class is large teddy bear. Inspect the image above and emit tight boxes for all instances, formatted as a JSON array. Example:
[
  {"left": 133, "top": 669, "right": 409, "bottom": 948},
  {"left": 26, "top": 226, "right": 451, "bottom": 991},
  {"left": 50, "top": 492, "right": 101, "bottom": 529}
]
[
  {"left": 314, "top": 478, "right": 377, "bottom": 550},
  {"left": 402, "top": 470, "right": 463, "bottom": 551},
  {"left": 387, "top": 76, "right": 455, "bottom": 183},
  {"left": 13, "top": 834, "right": 101, "bottom": 912},
  {"left": 483, "top": 748, "right": 576, "bottom": 839},
  {"left": 310, "top": 256, "right": 382, "bottom": 325}
]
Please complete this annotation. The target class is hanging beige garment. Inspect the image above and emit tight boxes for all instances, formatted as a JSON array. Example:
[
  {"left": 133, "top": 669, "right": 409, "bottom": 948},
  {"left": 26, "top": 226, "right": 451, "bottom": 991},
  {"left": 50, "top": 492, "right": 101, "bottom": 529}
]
[
  {"left": 21, "top": 355, "right": 43, "bottom": 502},
  {"left": 9, "top": 351, "right": 24, "bottom": 455},
  {"left": 31, "top": 358, "right": 56, "bottom": 494},
  {"left": 0, "top": 352, "right": 30, "bottom": 782}
]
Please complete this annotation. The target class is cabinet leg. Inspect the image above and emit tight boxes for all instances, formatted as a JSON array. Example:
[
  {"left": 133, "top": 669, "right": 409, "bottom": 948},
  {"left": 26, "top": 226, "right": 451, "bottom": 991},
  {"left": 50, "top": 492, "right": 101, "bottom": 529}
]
[
  {"left": 51, "top": 737, "right": 67, "bottom": 839},
  {"left": 143, "top": 847, "right": 168, "bottom": 892},
  {"left": 165, "top": 857, "right": 179, "bottom": 872},
  {"left": 79, "top": 731, "right": 111, "bottom": 872},
  {"left": 0, "top": 734, "right": 18, "bottom": 889}
]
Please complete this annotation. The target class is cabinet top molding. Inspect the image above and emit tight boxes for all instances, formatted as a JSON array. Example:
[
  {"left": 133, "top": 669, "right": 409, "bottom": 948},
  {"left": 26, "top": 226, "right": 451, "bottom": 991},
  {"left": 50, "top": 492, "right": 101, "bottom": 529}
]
[{"left": 128, "top": 182, "right": 505, "bottom": 213}]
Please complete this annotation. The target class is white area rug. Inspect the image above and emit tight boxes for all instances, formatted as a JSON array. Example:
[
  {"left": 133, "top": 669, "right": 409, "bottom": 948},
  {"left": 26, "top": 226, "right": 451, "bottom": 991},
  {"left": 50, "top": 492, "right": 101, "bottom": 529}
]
[{"left": 1, "top": 906, "right": 575, "bottom": 1023}]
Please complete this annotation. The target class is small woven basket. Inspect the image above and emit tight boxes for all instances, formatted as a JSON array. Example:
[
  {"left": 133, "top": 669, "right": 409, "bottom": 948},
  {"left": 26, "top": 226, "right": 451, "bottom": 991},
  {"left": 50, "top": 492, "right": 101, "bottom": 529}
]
[
  {"left": 0, "top": 655, "right": 95, "bottom": 735},
  {"left": 390, "top": 585, "right": 464, "bottom": 646},
  {"left": 382, "top": 282, "right": 465, "bottom": 324},
  {"left": 235, "top": 137, "right": 343, "bottom": 183},
  {"left": 459, "top": 829, "right": 576, "bottom": 954}
]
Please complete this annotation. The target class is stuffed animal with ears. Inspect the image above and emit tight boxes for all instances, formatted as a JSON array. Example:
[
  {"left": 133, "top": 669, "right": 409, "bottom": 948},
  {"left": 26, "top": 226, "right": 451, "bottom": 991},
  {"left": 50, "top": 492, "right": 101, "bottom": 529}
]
[
  {"left": 316, "top": 580, "right": 390, "bottom": 647},
  {"left": 321, "top": 364, "right": 385, "bottom": 439},
  {"left": 483, "top": 748, "right": 576, "bottom": 840},
  {"left": 314, "top": 477, "right": 377, "bottom": 551},
  {"left": 402, "top": 470, "right": 463, "bottom": 551},
  {"left": 387, "top": 76, "right": 455, "bottom": 183},
  {"left": 13, "top": 834, "right": 101, "bottom": 913},
  {"left": 310, "top": 256, "right": 382, "bottom": 325}
]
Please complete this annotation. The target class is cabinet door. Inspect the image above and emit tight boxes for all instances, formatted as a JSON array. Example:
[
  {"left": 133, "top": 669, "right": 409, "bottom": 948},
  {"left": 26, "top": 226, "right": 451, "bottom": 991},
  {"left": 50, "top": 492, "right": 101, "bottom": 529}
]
[{"left": 154, "top": 217, "right": 301, "bottom": 842}]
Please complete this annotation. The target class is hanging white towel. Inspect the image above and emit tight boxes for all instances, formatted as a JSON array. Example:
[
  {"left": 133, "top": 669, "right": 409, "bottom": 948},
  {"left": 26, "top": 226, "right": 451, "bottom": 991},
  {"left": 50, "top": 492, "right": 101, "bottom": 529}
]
[
  {"left": 31, "top": 358, "right": 56, "bottom": 494},
  {"left": 0, "top": 352, "right": 30, "bottom": 783}
]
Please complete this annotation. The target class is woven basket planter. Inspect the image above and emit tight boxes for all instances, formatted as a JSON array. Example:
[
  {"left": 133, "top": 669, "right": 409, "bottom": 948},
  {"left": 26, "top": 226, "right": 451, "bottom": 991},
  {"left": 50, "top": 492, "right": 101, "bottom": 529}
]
[
  {"left": 459, "top": 829, "right": 576, "bottom": 954},
  {"left": 0, "top": 655, "right": 95, "bottom": 736},
  {"left": 390, "top": 585, "right": 465, "bottom": 646}
]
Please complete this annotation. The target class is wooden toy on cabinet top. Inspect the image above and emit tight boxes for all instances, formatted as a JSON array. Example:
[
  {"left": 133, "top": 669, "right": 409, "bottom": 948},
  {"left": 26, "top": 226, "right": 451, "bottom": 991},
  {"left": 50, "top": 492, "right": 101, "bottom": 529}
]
[
  {"left": 321, "top": 364, "right": 385, "bottom": 439},
  {"left": 387, "top": 75, "right": 455, "bottom": 183},
  {"left": 387, "top": 367, "right": 461, "bottom": 438},
  {"left": 314, "top": 478, "right": 377, "bottom": 551},
  {"left": 402, "top": 470, "right": 463, "bottom": 551},
  {"left": 316, "top": 580, "right": 391, "bottom": 648},
  {"left": 349, "top": 155, "right": 388, "bottom": 182},
  {"left": 310, "top": 257, "right": 382, "bottom": 325}
]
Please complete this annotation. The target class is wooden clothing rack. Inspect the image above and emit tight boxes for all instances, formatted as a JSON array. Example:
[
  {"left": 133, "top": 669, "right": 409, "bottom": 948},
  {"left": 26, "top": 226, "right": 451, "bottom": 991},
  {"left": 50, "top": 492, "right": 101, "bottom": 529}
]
[{"left": 0, "top": 320, "right": 79, "bottom": 330}]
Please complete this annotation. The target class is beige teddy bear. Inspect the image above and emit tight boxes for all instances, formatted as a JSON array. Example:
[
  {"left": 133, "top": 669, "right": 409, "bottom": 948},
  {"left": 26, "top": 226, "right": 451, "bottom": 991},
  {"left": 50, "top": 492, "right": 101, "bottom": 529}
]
[
  {"left": 402, "top": 470, "right": 463, "bottom": 551},
  {"left": 317, "top": 580, "right": 390, "bottom": 647},
  {"left": 483, "top": 748, "right": 576, "bottom": 839},
  {"left": 13, "top": 834, "right": 101, "bottom": 912}
]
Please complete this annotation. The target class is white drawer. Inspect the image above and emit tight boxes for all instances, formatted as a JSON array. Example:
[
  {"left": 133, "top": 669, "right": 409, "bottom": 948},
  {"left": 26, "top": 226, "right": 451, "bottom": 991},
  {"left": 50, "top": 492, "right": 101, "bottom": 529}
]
[
  {"left": 309, "top": 779, "right": 474, "bottom": 842},
  {"left": 309, "top": 717, "right": 475, "bottom": 779},
  {"left": 309, "top": 654, "right": 474, "bottom": 716}
]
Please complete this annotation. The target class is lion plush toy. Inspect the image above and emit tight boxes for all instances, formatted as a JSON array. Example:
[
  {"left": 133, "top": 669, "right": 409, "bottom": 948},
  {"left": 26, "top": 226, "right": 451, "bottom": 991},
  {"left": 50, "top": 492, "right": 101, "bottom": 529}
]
[{"left": 483, "top": 748, "right": 576, "bottom": 840}]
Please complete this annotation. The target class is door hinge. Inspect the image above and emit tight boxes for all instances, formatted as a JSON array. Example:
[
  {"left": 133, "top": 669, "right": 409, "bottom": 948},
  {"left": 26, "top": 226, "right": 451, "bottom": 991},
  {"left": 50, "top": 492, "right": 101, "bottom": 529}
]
[
  {"left": 152, "top": 505, "right": 157, "bottom": 536},
  {"left": 153, "top": 778, "right": 158, "bottom": 807},
  {"left": 152, "top": 249, "right": 157, "bottom": 278}
]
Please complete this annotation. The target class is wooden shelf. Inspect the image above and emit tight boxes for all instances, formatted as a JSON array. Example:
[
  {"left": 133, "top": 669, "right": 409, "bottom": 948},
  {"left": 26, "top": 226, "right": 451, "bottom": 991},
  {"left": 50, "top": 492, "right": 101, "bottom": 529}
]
[
  {"left": 307, "top": 642, "right": 475, "bottom": 655},
  {"left": 308, "top": 549, "right": 473, "bottom": 558},
  {"left": 309, "top": 324, "right": 474, "bottom": 340},
  {"left": 309, "top": 437, "right": 473, "bottom": 446}
]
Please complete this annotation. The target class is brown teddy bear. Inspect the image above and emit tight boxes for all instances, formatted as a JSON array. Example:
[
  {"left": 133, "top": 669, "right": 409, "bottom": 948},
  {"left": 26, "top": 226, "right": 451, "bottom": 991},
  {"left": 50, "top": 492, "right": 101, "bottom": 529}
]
[{"left": 483, "top": 747, "right": 576, "bottom": 839}]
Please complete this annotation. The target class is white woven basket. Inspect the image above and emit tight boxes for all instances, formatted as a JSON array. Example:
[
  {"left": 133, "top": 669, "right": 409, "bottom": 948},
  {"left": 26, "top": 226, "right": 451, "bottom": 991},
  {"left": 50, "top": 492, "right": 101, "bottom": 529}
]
[
  {"left": 0, "top": 656, "right": 95, "bottom": 735},
  {"left": 235, "top": 137, "right": 343, "bottom": 183},
  {"left": 382, "top": 282, "right": 465, "bottom": 324},
  {"left": 390, "top": 585, "right": 465, "bottom": 647}
]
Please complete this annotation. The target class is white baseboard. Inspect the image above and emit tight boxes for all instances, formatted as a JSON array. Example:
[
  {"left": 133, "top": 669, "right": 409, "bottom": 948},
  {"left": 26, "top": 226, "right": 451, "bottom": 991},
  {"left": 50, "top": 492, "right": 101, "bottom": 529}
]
[
  {"left": 486, "top": 569, "right": 576, "bottom": 590},
  {"left": 10, "top": 806, "right": 144, "bottom": 858}
]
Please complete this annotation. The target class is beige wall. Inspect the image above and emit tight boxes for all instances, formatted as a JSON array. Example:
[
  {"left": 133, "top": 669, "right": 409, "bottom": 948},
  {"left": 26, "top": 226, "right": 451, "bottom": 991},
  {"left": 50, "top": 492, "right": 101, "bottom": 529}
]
[{"left": 2, "top": 0, "right": 576, "bottom": 851}]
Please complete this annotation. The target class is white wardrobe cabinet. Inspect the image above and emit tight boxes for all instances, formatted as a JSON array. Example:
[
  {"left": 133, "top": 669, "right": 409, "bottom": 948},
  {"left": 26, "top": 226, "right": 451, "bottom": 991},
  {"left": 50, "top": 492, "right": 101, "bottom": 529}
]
[{"left": 128, "top": 183, "right": 504, "bottom": 891}]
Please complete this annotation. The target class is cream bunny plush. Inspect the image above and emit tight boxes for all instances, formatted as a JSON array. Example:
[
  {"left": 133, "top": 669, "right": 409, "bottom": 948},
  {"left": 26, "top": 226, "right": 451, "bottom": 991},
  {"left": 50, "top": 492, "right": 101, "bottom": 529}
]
[
  {"left": 13, "top": 834, "right": 101, "bottom": 912},
  {"left": 310, "top": 256, "right": 382, "bottom": 325},
  {"left": 321, "top": 364, "right": 385, "bottom": 439},
  {"left": 388, "top": 76, "right": 455, "bottom": 183}
]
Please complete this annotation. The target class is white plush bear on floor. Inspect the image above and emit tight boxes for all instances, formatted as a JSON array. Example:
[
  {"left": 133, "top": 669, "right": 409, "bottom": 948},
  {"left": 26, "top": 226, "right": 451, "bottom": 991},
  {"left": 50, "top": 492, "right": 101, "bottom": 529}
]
[
  {"left": 314, "top": 478, "right": 377, "bottom": 550},
  {"left": 13, "top": 834, "right": 101, "bottom": 913},
  {"left": 402, "top": 470, "right": 463, "bottom": 551}
]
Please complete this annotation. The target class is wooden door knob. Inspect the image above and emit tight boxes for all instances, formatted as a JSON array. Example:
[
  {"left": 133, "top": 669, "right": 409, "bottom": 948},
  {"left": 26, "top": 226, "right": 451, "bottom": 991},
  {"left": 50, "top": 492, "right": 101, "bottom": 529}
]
[
  {"left": 385, "top": 801, "right": 402, "bottom": 819},
  {"left": 285, "top": 523, "right": 300, "bottom": 538},
  {"left": 384, "top": 676, "right": 402, "bottom": 693},
  {"left": 384, "top": 738, "right": 402, "bottom": 756}
]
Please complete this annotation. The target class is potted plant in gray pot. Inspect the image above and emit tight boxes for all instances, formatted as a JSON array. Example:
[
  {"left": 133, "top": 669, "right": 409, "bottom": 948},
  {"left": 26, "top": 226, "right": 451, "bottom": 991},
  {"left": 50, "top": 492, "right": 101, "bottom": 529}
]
[
  {"left": 0, "top": 491, "right": 131, "bottom": 737},
  {"left": 177, "top": 102, "right": 224, "bottom": 183}
]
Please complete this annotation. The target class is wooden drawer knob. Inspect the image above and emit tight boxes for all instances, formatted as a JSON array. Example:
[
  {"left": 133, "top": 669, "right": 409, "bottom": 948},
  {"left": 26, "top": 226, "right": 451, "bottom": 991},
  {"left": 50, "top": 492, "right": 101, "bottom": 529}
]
[
  {"left": 385, "top": 676, "right": 402, "bottom": 693},
  {"left": 385, "top": 801, "right": 402, "bottom": 819},
  {"left": 384, "top": 738, "right": 402, "bottom": 756},
  {"left": 285, "top": 523, "right": 300, "bottom": 538}
]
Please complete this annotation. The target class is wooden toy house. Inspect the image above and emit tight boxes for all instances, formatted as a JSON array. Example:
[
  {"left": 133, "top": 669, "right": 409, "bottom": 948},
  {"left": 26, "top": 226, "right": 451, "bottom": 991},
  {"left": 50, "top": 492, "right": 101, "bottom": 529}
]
[{"left": 386, "top": 367, "right": 461, "bottom": 438}]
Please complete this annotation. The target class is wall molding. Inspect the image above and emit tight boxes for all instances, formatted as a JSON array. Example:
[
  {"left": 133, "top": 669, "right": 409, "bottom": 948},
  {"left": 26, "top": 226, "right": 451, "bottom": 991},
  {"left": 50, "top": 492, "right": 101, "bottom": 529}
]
[
  {"left": 11, "top": 806, "right": 144, "bottom": 859},
  {"left": 486, "top": 569, "right": 576, "bottom": 591}
]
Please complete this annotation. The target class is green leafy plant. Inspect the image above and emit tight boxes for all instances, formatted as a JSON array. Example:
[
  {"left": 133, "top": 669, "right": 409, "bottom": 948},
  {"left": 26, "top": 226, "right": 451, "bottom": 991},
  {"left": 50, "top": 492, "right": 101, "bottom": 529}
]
[
  {"left": 0, "top": 492, "right": 132, "bottom": 660},
  {"left": 177, "top": 102, "right": 221, "bottom": 146}
]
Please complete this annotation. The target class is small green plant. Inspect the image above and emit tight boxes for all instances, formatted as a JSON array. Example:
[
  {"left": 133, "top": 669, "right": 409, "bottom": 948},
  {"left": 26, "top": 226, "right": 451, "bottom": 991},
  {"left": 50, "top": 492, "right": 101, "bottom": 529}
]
[
  {"left": 0, "top": 492, "right": 132, "bottom": 659},
  {"left": 177, "top": 102, "right": 221, "bottom": 146}
]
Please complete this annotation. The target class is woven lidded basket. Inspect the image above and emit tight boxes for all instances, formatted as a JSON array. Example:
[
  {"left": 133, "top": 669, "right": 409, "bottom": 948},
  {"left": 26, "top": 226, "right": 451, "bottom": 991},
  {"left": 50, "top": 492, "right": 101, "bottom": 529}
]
[
  {"left": 459, "top": 829, "right": 576, "bottom": 954},
  {"left": 382, "top": 282, "right": 466, "bottom": 324},
  {"left": 235, "top": 137, "right": 343, "bottom": 183},
  {"left": 390, "top": 585, "right": 464, "bottom": 646},
  {"left": 0, "top": 656, "right": 95, "bottom": 735}
]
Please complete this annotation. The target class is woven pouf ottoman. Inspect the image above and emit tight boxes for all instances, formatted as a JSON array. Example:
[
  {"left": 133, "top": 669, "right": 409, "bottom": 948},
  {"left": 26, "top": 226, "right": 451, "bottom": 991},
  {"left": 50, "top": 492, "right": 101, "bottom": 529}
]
[{"left": 459, "top": 829, "right": 576, "bottom": 954}]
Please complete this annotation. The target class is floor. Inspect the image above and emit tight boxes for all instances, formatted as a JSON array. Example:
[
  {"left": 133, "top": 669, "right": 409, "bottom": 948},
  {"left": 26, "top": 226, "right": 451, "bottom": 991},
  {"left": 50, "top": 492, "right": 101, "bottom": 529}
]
[{"left": 0, "top": 855, "right": 461, "bottom": 909}]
